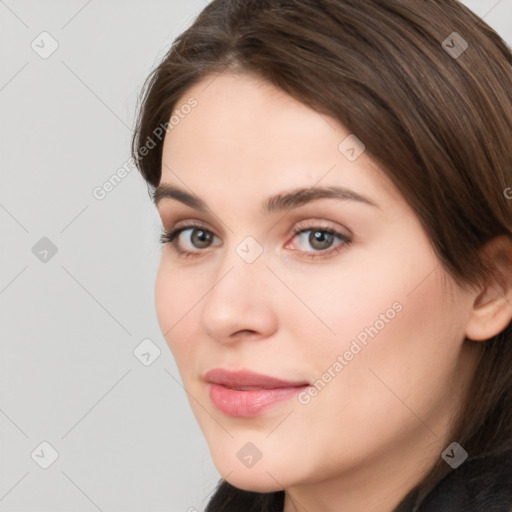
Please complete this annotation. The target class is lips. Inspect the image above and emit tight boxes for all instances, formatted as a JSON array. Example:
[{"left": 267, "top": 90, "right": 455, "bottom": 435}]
[
  {"left": 204, "top": 368, "right": 309, "bottom": 389},
  {"left": 204, "top": 368, "right": 310, "bottom": 417}
]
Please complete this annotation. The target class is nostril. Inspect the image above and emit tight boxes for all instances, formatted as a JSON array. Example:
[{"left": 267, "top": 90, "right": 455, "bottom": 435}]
[{"left": 231, "top": 329, "right": 258, "bottom": 339}]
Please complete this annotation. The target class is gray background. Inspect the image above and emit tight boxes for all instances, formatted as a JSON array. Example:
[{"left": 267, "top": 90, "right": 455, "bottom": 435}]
[{"left": 0, "top": 1, "right": 511, "bottom": 511}]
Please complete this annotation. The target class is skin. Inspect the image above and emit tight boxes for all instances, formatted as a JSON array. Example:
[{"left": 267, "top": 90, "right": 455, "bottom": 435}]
[{"left": 153, "top": 72, "right": 511, "bottom": 512}]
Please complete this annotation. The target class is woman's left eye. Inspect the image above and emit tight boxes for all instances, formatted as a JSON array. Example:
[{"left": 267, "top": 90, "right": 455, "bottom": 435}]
[
  {"left": 286, "top": 227, "right": 351, "bottom": 259},
  {"left": 160, "top": 223, "right": 351, "bottom": 260}
]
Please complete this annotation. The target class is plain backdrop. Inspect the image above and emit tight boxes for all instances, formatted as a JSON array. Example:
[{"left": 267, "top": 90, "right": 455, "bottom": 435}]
[{"left": 0, "top": 1, "right": 511, "bottom": 511}]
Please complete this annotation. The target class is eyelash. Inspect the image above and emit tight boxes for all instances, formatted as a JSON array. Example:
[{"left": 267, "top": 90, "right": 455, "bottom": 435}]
[{"left": 159, "top": 221, "right": 352, "bottom": 260}]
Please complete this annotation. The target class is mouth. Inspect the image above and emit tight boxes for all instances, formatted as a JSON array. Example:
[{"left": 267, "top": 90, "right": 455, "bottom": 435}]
[
  {"left": 204, "top": 368, "right": 310, "bottom": 417},
  {"left": 204, "top": 368, "right": 310, "bottom": 389}
]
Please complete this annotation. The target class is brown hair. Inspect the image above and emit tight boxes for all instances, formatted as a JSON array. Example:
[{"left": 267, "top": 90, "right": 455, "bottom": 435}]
[{"left": 131, "top": 0, "right": 512, "bottom": 510}]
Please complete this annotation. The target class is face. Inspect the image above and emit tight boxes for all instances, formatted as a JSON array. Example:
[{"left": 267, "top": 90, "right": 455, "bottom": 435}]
[{"left": 154, "top": 72, "right": 480, "bottom": 499}]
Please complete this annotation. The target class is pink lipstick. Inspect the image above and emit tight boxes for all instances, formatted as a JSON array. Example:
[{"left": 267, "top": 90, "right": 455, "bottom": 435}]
[{"left": 205, "top": 368, "right": 309, "bottom": 417}]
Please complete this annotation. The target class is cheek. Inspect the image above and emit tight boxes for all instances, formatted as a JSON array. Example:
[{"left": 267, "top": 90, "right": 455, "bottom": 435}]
[
  {"left": 154, "top": 259, "right": 211, "bottom": 380},
  {"left": 154, "top": 262, "right": 174, "bottom": 336},
  {"left": 154, "top": 255, "right": 201, "bottom": 325},
  {"left": 295, "top": 256, "right": 462, "bottom": 441},
  {"left": 154, "top": 260, "right": 195, "bottom": 352},
  {"left": 285, "top": 233, "right": 460, "bottom": 404}
]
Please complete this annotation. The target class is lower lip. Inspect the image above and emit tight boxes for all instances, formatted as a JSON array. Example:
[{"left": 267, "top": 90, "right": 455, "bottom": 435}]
[{"left": 208, "top": 383, "right": 308, "bottom": 417}]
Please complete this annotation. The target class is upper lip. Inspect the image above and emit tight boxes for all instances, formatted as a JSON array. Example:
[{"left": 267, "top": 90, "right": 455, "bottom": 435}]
[{"left": 204, "top": 368, "right": 309, "bottom": 389}]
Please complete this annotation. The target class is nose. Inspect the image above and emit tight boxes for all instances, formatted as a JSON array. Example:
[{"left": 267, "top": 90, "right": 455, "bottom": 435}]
[{"left": 199, "top": 245, "right": 278, "bottom": 344}]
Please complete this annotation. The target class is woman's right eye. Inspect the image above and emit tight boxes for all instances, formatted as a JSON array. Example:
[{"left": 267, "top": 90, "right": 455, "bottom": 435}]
[{"left": 160, "top": 225, "right": 221, "bottom": 258}]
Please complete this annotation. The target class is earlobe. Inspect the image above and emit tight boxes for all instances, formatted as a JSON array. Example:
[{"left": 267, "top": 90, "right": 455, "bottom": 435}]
[{"left": 465, "top": 236, "right": 512, "bottom": 342}]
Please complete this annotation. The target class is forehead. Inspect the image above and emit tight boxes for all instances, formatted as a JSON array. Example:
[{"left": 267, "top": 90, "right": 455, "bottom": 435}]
[
  {"left": 165, "top": 71, "right": 335, "bottom": 149},
  {"left": 161, "top": 72, "right": 404, "bottom": 211}
]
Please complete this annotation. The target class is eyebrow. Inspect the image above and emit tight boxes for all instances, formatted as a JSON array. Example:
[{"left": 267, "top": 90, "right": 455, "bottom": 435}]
[{"left": 153, "top": 183, "right": 380, "bottom": 213}]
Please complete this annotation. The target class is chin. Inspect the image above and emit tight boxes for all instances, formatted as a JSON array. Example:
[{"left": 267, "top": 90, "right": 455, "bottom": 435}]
[
  {"left": 223, "top": 471, "right": 286, "bottom": 493},
  {"left": 202, "top": 425, "right": 304, "bottom": 492},
  {"left": 209, "top": 449, "right": 299, "bottom": 493}
]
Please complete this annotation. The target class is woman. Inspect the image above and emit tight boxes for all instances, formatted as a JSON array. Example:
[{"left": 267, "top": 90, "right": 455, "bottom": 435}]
[{"left": 131, "top": 0, "right": 512, "bottom": 510}]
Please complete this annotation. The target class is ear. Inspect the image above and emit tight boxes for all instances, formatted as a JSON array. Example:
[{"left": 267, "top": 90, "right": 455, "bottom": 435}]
[{"left": 465, "top": 235, "right": 512, "bottom": 342}]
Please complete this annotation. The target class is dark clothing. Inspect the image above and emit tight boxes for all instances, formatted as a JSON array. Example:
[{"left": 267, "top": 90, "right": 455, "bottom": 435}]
[{"left": 415, "top": 448, "right": 512, "bottom": 511}]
